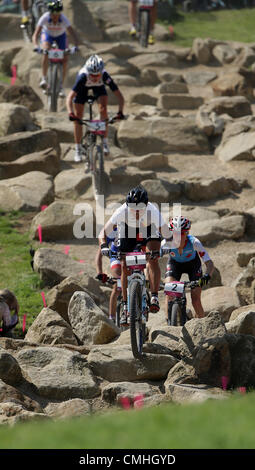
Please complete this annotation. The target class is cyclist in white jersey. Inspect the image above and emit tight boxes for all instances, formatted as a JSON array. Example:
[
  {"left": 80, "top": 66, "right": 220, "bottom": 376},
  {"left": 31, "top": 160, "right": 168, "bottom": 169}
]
[
  {"left": 32, "top": 1, "right": 79, "bottom": 96},
  {"left": 99, "top": 185, "right": 170, "bottom": 325},
  {"left": 128, "top": 0, "right": 157, "bottom": 45},
  {"left": 162, "top": 216, "right": 214, "bottom": 320}
]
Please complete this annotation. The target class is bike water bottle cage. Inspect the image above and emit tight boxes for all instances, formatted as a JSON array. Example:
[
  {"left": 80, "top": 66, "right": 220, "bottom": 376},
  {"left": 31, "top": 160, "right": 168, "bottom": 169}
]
[
  {"left": 48, "top": 1, "right": 63, "bottom": 12},
  {"left": 86, "top": 55, "right": 104, "bottom": 75}
]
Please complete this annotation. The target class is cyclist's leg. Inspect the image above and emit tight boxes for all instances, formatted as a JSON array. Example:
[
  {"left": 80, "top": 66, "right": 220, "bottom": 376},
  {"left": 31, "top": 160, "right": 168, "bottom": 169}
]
[
  {"left": 129, "top": 0, "right": 137, "bottom": 33},
  {"left": 188, "top": 255, "right": 204, "bottom": 318},
  {"left": 109, "top": 261, "right": 121, "bottom": 319},
  {"left": 73, "top": 97, "right": 86, "bottom": 161},
  {"left": 40, "top": 32, "right": 52, "bottom": 85},
  {"left": 146, "top": 238, "right": 161, "bottom": 311},
  {"left": 55, "top": 32, "right": 68, "bottom": 85}
]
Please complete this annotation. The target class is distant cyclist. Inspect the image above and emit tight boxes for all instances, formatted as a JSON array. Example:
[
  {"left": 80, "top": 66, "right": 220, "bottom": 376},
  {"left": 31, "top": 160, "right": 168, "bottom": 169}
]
[
  {"left": 95, "top": 228, "right": 121, "bottom": 322},
  {"left": 66, "top": 54, "right": 125, "bottom": 162},
  {"left": 162, "top": 216, "right": 214, "bottom": 320},
  {"left": 128, "top": 0, "right": 157, "bottom": 45},
  {"left": 32, "top": 1, "right": 79, "bottom": 97},
  {"left": 99, "top": 185, "right": 169, "bottom": 325},
  {"left": 20, "top": 0, "right": 30, "bottom": 25}
]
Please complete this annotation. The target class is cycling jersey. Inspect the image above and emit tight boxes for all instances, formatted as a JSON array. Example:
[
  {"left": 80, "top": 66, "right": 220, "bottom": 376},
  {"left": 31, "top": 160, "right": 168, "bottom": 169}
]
[
  {"left": 73, "top": 67, "right": 119, "bottom": 92},
  {"left": 163, "top": 235, "right": 211, "bottom": 264},
  {"left": 37, "top": 12, "right": 71, "bottom": 37}
]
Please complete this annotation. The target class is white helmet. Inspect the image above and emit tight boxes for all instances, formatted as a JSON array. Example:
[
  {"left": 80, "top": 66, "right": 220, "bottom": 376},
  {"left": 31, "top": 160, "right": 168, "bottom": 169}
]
[
  {"left": 168, "top": 216, "right": 191, "bottom": 232},
  {"left": 85, "top": 54, "right": 104, "bottom": 75}
]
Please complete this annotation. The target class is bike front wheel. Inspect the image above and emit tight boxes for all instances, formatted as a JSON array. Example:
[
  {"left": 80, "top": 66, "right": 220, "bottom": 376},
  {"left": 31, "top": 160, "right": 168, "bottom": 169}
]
[
  {"left": 129, "top": 280, "right": 146, "bottom": 358},
  {"left": 168, "top": 302, "right": 187, "bottom": 326},
  {"left": 47, "top": 63, "right": 60, "bottom": 112},
  {"left": 92, "top": 144, "right": 104, "bottom": 194}
]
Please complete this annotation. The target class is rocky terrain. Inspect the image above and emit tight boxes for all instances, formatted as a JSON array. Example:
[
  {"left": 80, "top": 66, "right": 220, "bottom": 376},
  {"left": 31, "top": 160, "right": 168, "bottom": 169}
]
[{"left": 1, "top": 0, "right": 255, "bottom": 425}]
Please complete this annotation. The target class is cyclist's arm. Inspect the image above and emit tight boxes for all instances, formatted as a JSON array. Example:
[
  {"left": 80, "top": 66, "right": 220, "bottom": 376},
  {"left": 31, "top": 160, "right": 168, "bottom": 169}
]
[
  {"left": 204, "top": 259, "right": 214, "bottom": 277},
  {"left": 67, "top": 25, "right": 79, "bottom": 47},
  {"left": 95, "top": 247, "right": 103, "bottom": 274},
  {"left": 193, "top": 238, "right": 214, "bottom": 276},
  {"left": 113, "top": 89, "right": 125, "bottom": 114},
  {"left": 66, "top": 89, "right": 77, "bottom": 114},
  {"left": 32, "top": 24, "right": 42, "bottom": 46}
]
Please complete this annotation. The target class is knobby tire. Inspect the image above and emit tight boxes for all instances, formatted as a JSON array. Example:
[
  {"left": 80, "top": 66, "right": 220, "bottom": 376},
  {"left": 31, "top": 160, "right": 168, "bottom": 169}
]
[
  {"left": 129, "top": 280, "right": 145, "bottom": 358},
  {"left": 139, "top": 9, "right": 150, "bottom": 48},
  {"left": 92, "top": 144, "right": 104, "bottom": 195}
]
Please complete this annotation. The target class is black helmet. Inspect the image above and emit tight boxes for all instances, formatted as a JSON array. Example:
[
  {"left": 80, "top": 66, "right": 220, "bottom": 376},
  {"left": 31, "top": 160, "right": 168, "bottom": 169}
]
[
  {"left": 48, "top": 1, "right": 63, "bottom": 12},
  {"left": 126, "top": 185, "right": 148, "bottom": 206}
]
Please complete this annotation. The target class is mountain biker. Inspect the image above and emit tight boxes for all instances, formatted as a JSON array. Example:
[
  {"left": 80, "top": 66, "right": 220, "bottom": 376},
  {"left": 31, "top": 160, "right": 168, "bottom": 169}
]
[
  {"left": 32, "top": 0, "right": 79, "bottom": 97},
  {"left": 66, "top": 54, "right": 125, "bottom": 162},
  {"left": 128, "top": 0, "right": 157, "bottom": 45},
  {"left": 95, "top": 228, "right": 121, "bottom": 322},
  {"left": 20, "top": 0, "right": 29, "bottom": 25},
  {"left": 0, "top": 289, "right": 19, "bottom": 337},
  {"left": 99, "top": 185, "right": 169, "bottom": 325},
  {"left": 162, "top": 216, "right": 214, "bottom": 320}
]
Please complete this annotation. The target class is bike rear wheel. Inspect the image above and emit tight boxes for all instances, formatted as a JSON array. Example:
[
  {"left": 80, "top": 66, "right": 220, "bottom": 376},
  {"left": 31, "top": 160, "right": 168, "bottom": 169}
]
[
  {"left": 129, "top": 280, "right": 145, "bottom": 358},
  {"left": 47, "top": 63, "right": 60, "bottom": 112},
  {"left": 21, "top": 17, "right": 34, "bottom": 43},
  {"left": 139, "top": 9, "right": 150, "bottom": 48},
  {"left": 115, "top": 294, "right": 122, "bottom": 328}
]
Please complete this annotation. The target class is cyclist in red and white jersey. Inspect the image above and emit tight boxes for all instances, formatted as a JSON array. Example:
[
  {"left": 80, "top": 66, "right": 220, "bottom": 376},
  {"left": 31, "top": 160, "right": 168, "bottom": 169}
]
[
  {"left": 128, "top": 0, "right": 157, "bottom": 45},
  {"left": 162, "top": 216, "right": 214, "bottom": 320}
]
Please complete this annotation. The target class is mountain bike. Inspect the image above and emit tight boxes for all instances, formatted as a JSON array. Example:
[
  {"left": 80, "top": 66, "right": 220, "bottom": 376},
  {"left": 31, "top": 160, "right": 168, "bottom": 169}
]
[
  {"left": 137, "top": 0, "right": 155, "bottom": 48},
  {"left": 20, "top": 0, "right": 47, "bottom": 43},
  {"left": 164, "top": 279, "right": 201, "bottom": 326},
  {"left": 110, "top": 249, "right": 160, "bottom": 358},
  {"left": 76, "top": 98, "right": 119, "bottom": 195}
]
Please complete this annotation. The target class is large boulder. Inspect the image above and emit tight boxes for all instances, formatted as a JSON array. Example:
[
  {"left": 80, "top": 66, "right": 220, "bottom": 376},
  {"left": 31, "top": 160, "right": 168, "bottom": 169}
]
[
  {"left": 0, "top": 103, "right": 37, "bottom": 137},
  {"left": 117, "top": 118, "right": 209, "bottom": 156},
  {"left": 68, "top": 291, "right": 120, "bottom": 346},
  {"left": 16, "top": 346, "right": 100, "bottom": 400},
  {"left": 0, "top": 171, "right": 54, "bottom": 211},
  {"left": 0, "top": 130, "right": 60, "bottom": 162},
  {"left": 0, "top": 85, "right": 43, "bottom": 112},
  {"left": 0, "top": 148, "right": 60, "bottom": 180},
  {"left": 191, "top": 215, "right": 246, "bottom": 243},
  {"left": 201, "top": 287, "right": 242, "bottom": 321}
]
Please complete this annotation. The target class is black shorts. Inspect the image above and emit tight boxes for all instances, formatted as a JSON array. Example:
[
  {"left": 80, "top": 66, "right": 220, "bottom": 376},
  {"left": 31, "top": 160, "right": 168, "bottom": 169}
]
[
  {"left": 165, "top": 252, "right": 202, "bottom": 281},
  {"left": 73, "top": 85, "right": 107, "bottom": 105},
  {"left": 118, "top": 223, "right": 161, "bottom": 253}
]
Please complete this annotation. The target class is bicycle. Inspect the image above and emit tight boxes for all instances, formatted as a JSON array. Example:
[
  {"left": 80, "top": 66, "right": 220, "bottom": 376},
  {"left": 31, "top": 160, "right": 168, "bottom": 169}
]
[
  {"left": 20, "top": 0, "right": 47, "bottom": 43},
  {"left": 75, "top": 98, "right": 119, "bottom": 195},
  {"left": 164, "top": 279, "right": 201, "bottom": 326},
  {"left": 110, "top": 249, "right": 160, "bottom": 358},
  {"left": 137, "top": 0, "right": 155, "bottom": 48},
  {"left": 35, "top": 44, "right": 76, "bottom": 112}
]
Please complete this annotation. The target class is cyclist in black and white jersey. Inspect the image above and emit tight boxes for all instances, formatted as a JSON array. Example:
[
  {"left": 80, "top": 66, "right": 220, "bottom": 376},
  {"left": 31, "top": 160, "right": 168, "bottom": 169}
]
[
  {"left": 66, "top": 54, "right": 125, "bottom": 162},
  {"left": 99, "top": 185, "right": 169, "bottom": 325}
]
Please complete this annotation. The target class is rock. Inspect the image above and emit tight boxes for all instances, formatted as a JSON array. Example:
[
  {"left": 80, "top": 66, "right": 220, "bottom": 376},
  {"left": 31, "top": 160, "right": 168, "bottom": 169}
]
[
  {"left": 0, "top": 402, "right": 46, "bottom": 426},
  {"left": 45, "top": 398, "right": 91, "bottom": 419},
  {"left": 33, "top": 247, "right": 96, "bottom": 287},
  {"left": 130, "top": 93, "right": 157, "bottom": 106},
  {"left": 166, "top": 383, "right": 228, "bottom": 403},
  {"left": 196, "top": 106, "right": 225, "bottom": 137},
  {"left": 0, "top": 349, "right": 23, "bottom": 385},
  {"left": 110, "top": 166, "right": 156, "bottom": 186},
  {"left": 87, "top": 344, "right": 178, "bottom": 382},
  {"left": 211, "top": 73, "right": 253, "bottom": 100},
  {"left": 101, "top": 381, "right": 155, "bottom": 404},
  {"left": 117, "top": 118, "right": 209, "bottom": 155},
  {"left": 234, "top": 46, "right": 255, "bottom": 68},
  {"left": 158, "top": 94, "right": 203, "bottom": 110},
  {"left": 68, "top": 291, "right": 120, "bottom": 345},
  {"left": 112, "top": 153, "right": 169, "bottom": 171},
  {"left": 216, "top": 130, "right": 255, "bottom": 162},
  {"left": 0, "top": 171, "right": 54, "bottom": 211},
  {"left": 201, "top": 287, "right": 242, "bottom": 321},
  {"left": 236, "top": 250, "right": 255, "bottom": 267},
  {"left": 155, "top": 82, "right": 189, "bottom": 94},
  {"left": 129, "top": 52, "right": 179, "bottom": 69},
  {"left": 202, "top": 96, "right": 252, "bottom": 119},
  {"left": 30, "top": 201, "right": 81, "bottom": 241},
  {"left": 226, "top": 310, "right": 255, "bottom": 336},
  {"left": 0, "top": 148, "right": 60, "bottom": 180},
  {"left": 227, "top": 334, "right": 255, "bottom": 387},
  {"left": 0, "top": 378, "right": 42, "bottom": 412},
  {"left": 24, "top": 308, "right": 79, "bottom": 346},
  {"left": 230, "top": 304, "right": 255, "bottom": 321},
  {"left": 0, "top": 85, "right": 43, "bottom": 112},
  {"left": 54, "top": 170, "right": 91, "bottom": 199},
  {"left": 0, "top": 45, "right": 21, "bottom": 75},
  {"left": 0, "top": 103, "right": 37, "bottom": 137},
  {"left": 183, "top": 70, "right": 217, "bottom": 86},
  {"left": 140, "top": 178, "right": 182, "bottom": 203},
  {"left": 232, "top": 257, "right": 255, "bottom": 304},
  {"left": 16, "top": 346, "right": 100, "bottom": 400},
  {"left": 64, "top": 0, "right": 103, "bottom": 42},
  {"left": 212, "top": 44, "right": 237, "bottom": 64},
  {"left": 0, "top": 129, "right": 60, "bottom": 162},
  {"left": 182, "top": 177, "right": 245, "bottom": 202},
  {"left": 191, "top": 38, "right": 212, "bottom": 64}
]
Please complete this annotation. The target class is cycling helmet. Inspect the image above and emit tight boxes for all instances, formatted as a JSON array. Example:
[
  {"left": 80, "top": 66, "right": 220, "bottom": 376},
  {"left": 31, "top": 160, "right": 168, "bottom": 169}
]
[
  {"left": 48, "top": 1, "right": 63, "bottom": 12},
  {"left": 168, "top": 216, "right": 191, "bottom": 232},
  {"left": 126, "top": 185, "right": 148, "bottom": 206},
  {"left": 85, "top": 55, "right": 104, "bottom": 75}
]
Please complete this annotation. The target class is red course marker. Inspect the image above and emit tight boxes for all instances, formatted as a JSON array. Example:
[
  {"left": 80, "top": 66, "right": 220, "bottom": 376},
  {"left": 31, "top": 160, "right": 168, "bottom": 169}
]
[
  {"left": 22, "top": 314, "right": 27, "bottom": 333},
  {"left": 41, "top": 292, "right": 47, "bottom": 307},
  {"left": 120, "top": 397, "right": 131, "bottom": 410},
  {"left": 134, "top": 394, "right": 144, "bottom": 409},
  {"left": 64, "top": 245, "right": 70, "bottom": 255},
  {"left": 238, "top": 387, "right": 246, "bottom": 394},
  {"left": 37, "top": 224, "right": 42, "bottom": 243},
  {"left": 221, "top": 376, "right": 229, "bottom": 390},
  {"left": 11, "top": 65, "right": 17, "bottom": 85},
  {"left": 41, "top": 205, "right": 48, "bottom": 211}
]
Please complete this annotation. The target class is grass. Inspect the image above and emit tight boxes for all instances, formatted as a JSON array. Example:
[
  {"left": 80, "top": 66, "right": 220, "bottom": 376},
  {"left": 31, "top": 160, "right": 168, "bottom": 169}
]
[
  {"left": 0, "top": 72, "right": 10, "bottom": 85},
  {"left": 0, "top": 392, "right": 254, "bottom": 449},
  {"left": 0, "top": 210, "right": 44, "bottom": 337},
  {"left": 160, "top": 8, "right": 255, "bottom": 47}
]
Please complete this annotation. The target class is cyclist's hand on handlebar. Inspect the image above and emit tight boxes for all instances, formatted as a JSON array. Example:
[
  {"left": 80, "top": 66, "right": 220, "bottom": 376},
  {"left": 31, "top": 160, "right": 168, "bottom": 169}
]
[
  {"left": 96, "top": 273, "right": 108, "bottom": 283},
  {"left": 100, "top": 243, "right": 110, "bottom": 257},
  {"left": 69, "top": 112, "right": 79, "bottom": 121},
  {"left": 116, "top": 111, "right": 125, "bottom": 120},
  {"left": 33, "top": 47, "right": 42, "bottom": 54},
  {"left": 199, "top": 273, "right": 211, "bottom": 287}
]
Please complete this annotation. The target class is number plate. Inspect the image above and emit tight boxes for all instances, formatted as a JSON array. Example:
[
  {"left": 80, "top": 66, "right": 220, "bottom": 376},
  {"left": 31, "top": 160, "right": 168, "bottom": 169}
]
[
  {"left": 126, "top": 252, "right": 146, "bottom": 269},
  {"left": 87, "top": 120, "right": 106, "bottom": 133},
  {"left": 164, "top": 282, "right": 184, "bottom": 297},
  {"left": 138, "top": 0, "right": 154, "bottom": 6},
  {"left": 48, "top": 49, "right": 64, "bottom": 60}
]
